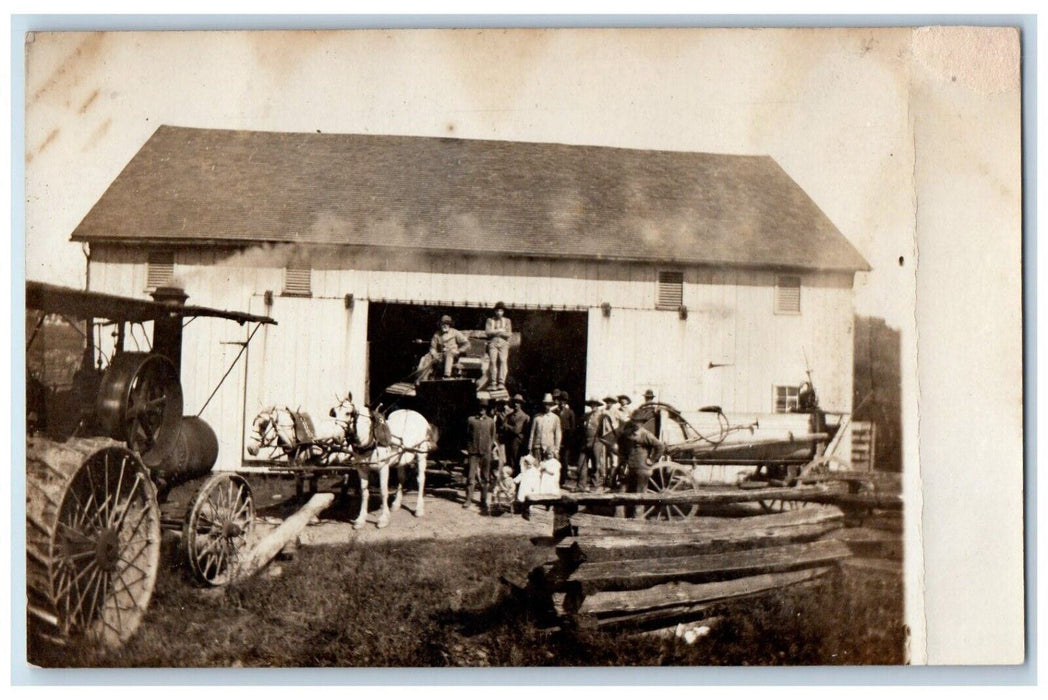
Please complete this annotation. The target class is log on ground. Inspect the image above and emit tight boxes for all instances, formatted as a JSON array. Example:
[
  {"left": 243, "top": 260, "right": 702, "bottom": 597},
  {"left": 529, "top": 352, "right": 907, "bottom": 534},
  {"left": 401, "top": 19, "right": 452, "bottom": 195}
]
[
  {"left": 566, "top": 539, "right": 852, "bottom": 594},
  {"left": 230, "top": 492, "right": 334, "bottom": 583}
]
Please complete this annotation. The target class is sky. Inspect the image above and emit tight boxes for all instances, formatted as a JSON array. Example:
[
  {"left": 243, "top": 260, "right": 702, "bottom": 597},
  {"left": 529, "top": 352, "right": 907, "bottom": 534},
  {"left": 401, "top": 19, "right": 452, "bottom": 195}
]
[{"left": 21, "top": 27, "right": 997, "bottom": 332}]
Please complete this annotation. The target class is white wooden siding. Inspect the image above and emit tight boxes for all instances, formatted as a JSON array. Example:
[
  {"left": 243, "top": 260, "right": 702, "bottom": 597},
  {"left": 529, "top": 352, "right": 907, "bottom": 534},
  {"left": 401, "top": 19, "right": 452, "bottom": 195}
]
[{"left": 89, "top": 245, "right": 854, "bottom": 467}]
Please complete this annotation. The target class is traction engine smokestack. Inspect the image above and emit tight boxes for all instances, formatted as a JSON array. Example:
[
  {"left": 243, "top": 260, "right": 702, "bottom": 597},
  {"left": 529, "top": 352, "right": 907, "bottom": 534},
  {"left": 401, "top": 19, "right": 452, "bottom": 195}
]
[{"left": 151, "top": 285, "right": 188, "bottom": 375}]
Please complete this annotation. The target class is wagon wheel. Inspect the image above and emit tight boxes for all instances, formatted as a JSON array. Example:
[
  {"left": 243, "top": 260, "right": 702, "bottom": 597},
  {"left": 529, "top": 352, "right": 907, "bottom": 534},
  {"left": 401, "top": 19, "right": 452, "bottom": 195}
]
[
  {"left": 641, "top": 462, "right": 698, "bottom": 521},
  {"left": 96, "top": 353, "right": 183, "bottom": 468},
  {"left": 183, "top": 474, "right": 255, "bottom": 586},
  {"left": 756, "top": 463, "right": 816, "bottom": 513},
  {"left": 27, "top": 438, "right": 161, "bottom": 649},
  {"left": 758, "top": 498, "right": 814, "bottom": 514}
]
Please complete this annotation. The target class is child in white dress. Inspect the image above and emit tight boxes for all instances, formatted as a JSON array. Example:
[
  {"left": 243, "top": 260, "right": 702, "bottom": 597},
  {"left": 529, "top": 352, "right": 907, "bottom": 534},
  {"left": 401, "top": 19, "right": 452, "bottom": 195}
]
[
  {"left": 514, "top": 454, "right": 542, "bottom": 503},
  {"left": 538, "top": 448, "right": 562, "bottom": 496}
]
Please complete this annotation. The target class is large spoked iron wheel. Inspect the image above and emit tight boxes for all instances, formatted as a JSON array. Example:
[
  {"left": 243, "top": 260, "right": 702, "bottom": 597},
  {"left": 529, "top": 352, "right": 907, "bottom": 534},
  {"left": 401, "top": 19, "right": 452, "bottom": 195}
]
[
  {"left": 641, "top": 462, "right": 698, "bottom": 521},
  {"left": 182, "top": 473, "right": 255, "bottom": 586},
  {"left": 96, "top": 352, "right": 183, "bottom": 468},
  {"left": 26, "top": 437, "right": 162, "bottom": 649}
]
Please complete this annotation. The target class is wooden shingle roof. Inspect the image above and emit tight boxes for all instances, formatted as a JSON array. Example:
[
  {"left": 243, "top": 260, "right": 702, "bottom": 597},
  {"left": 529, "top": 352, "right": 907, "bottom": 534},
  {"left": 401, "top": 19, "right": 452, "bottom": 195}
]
[{"left": 71, "top": 126, "right": 869, "bottom": 272}]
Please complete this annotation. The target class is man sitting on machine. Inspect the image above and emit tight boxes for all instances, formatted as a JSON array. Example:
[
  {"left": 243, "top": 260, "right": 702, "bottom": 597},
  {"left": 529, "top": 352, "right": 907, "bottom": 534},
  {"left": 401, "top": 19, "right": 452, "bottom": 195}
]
[{"left": 417, "top": 314, "right": 471, "bottom": 382}]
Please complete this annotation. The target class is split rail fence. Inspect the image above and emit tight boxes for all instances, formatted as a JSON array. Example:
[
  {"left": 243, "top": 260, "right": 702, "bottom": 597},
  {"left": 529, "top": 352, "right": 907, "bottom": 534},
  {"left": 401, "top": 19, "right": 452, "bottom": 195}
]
[{"left": 519, "top": 484, "right": 903, "bottom": 633}]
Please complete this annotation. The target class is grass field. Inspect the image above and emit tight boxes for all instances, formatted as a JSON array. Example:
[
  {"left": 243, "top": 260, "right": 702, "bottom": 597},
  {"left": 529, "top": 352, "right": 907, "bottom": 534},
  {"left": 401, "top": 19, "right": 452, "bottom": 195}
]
[{"left": 31, "top": 532, "right": 906, "bottom": 668}]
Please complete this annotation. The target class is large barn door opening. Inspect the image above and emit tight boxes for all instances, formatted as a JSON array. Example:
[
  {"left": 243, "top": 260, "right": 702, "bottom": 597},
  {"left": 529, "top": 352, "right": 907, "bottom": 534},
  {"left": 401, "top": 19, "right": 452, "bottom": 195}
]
[{"left": 366, "top": 302, "right": 587, "bottom": 409}]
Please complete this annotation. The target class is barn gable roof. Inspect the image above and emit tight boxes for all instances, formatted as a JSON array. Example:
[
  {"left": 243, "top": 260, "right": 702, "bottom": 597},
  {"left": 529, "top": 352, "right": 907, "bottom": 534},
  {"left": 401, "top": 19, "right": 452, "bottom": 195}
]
[{"left": 71, "top": 126, "right": 870, "bottom": 272}]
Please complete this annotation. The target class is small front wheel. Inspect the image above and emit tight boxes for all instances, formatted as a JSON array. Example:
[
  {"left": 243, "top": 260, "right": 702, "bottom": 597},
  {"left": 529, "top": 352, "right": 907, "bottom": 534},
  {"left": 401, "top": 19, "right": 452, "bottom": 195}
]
[{"left": 183, "top": 474, "right": 255, "bottom": 586}]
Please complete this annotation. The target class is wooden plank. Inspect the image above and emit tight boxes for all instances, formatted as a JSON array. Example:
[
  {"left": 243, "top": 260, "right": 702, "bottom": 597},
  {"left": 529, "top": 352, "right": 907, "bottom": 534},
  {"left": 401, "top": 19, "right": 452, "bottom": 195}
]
[
  {"left": 566, "top": 539, "right": 852, "bottom": 594},
  {"left": 572, "top": 566, "right": 834, "bottom": 616},
  {"left": 526, "top": 485, "right": 831, "bottom": 508},
  {"left": 528, "top": 504, "right": 845, "bottom": 538},
  {"left": 593, "top": 577, "right": 829, "bottom": 631},
  {"left": 555, "top": 520, "right": 844, "bottom": 565}
]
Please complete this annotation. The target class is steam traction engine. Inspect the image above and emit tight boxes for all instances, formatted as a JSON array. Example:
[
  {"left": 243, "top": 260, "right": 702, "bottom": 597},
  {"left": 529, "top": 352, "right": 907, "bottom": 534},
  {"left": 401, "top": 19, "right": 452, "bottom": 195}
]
[{"left": 25, "top": 282, "right": 275, "bottom": 649}]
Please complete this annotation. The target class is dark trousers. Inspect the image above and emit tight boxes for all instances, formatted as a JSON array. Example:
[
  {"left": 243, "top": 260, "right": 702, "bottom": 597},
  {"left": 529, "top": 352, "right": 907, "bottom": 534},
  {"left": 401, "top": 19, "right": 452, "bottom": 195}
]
[
  {"left": 466, "top": 453, "right": 493, "bottom": 506},
  {"left": 576, "top": 440, "right": 607, "bottom": 489},
  {"left": 559, "top": 444, "right": 575, "bottom": 485},
  {"left": 620, "top": 464, "right": 652, "bottom": 518},
  {"left": 507, "top": 438, "right": 525, "bottom": 475}
]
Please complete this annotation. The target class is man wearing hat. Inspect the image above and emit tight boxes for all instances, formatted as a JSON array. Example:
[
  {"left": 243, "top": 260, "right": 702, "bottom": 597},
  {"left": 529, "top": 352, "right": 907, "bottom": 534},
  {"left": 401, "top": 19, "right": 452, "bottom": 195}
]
[
  {"left": 465, "top": 397, "right": 498, "bottom": 513},
  {"left": 503, "top": 394, "right": 531, "bottom": 474},
  {"left": 617, "top": 419, "right": 667, "bottom": 518},
  {"left": 556, "top": 391, "right": 577, "bottom": 486},
  {"left": 643, "top": 389, "right": 656, "bottom": 403},
  {"left": 614, "top": 394, "right": 633, "bottom": 426},
  {"left": 484, "top": 302, "right": 513, "bottom": 390},
  {"left": 419, "top": 314, "right": 471, "bottom": 381},
  {"left": 577, "top": 398, "right": 607, "bottom": 491},
  {"left": 528, "top": 393, "right": 562, "bottom": 461}
]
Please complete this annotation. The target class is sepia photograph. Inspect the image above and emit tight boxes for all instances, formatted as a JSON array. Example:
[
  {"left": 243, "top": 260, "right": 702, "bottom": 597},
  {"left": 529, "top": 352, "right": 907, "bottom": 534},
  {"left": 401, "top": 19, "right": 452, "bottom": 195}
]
[{"left": 19, "top": 23, "right": 1024, "bottom": 671}]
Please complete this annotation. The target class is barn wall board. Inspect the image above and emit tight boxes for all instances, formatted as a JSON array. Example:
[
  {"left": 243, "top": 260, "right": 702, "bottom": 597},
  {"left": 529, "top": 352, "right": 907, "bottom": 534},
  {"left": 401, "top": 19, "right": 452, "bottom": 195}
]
[{"left": 88, "top": 247, "right": 855, "bottom": 467}]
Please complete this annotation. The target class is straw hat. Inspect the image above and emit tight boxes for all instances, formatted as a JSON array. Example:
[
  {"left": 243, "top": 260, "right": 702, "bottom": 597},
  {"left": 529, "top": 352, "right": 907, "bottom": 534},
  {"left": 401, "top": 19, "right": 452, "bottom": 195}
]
[{"left": 541, "top": 393, "right": 555, "bottom": 405}]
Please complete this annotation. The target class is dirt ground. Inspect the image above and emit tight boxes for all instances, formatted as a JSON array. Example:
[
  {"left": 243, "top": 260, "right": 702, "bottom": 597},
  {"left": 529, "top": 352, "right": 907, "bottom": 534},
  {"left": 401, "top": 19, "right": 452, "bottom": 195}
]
[{"left": 230, "top": 476, "right": 551, "bottom": 548}]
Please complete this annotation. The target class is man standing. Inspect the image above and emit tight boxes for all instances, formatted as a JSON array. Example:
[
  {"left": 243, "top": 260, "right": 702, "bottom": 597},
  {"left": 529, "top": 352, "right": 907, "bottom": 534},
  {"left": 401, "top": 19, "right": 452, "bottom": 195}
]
[
  {"left": 420, "top": 314, "right": 471, "bottom": 381},
  {"left": 556, "top": 391, "right": 577, "bottom": 487},
  {"left": 617, "top": 419, "right": 667, "bottom": 518},
  {"left": 503, "top": 394, "right": 531, "bottom": 474},
  {"left": 576, "top": 398, "right": 606, "bottom": 491},
  {"left": 528, "top": 393, "right": 562, "bottom": 461},
  {"left": 615, "top": 394, "right": 634, "bottom": 424},
  {"left": 484, "top": 301, "right": 513, "bottom": 390},
  {"left": 599, "top": 395, "right": 621, "bottom": 486},
  {"left": 465, "top": 398, "right": 498, "bottom": 513}
]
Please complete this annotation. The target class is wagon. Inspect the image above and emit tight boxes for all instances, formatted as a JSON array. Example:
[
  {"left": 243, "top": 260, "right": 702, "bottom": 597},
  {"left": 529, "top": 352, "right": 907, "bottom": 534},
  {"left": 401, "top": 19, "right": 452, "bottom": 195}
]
[
  {"left": 611, "top": 391, "right": 848, "bottom": 521},
  {"left": 25, "top": 281, "right": 276, "bottom": 649},
  {"left": 379, "top": 328, "right": 522, "bottom": 474}
]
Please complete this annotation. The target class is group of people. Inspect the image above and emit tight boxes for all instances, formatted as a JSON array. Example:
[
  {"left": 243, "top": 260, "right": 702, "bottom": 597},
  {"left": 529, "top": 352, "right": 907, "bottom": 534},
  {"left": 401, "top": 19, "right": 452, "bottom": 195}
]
[
  {"left": 462, "top": 388, "right": 667, "bottom": 515},
  {"left": 417, "top": 302, "right": 512, "bottom": 388}
]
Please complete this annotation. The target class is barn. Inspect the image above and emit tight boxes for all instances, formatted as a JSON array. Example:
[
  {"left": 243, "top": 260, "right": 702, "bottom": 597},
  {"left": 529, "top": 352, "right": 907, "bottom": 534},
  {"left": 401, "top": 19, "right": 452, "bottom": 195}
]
[{"left": 69, "top": 125, "right": 869, "bottom": 469}]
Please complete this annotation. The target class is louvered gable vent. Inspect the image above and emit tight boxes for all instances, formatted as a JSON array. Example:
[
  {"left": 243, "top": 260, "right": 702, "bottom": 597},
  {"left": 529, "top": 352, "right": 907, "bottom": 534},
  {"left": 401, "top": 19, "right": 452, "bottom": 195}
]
[
  {"left": 283, "top": 262, "right": 312, "bottom": 296},
  {"left": 775, "top": 275, "right": 801, "bottom": 314},
  {"left": 656, "top": 271, "right": 684, "bottom": 310},
  {"left": 146, "top": 252, "right": 174, "bottom": 289}
]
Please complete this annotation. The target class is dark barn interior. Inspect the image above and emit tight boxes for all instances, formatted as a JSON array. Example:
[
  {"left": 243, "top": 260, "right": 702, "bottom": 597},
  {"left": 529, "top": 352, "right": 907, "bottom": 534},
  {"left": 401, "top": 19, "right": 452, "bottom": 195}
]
[{"left": 366, "top": 302, "right": 588, "bottom": 415}]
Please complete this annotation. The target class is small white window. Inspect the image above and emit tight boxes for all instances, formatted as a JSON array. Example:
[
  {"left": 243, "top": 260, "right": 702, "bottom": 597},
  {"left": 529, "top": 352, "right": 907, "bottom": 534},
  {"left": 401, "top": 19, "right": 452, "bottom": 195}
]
[
  {"left": 656, "top": 270, "right": 684, "bottom": 310},
  {"left": 774, "top": 275, "right": 801, "bottom": 314},
  {"left": 146, "top": 252, "right": 174, "bottom": 289},
  {"left": 774, "top": 385, "right": 800, "bottom": 413},
  {"left": 283, "top": 262, "right": 312, "bottom": 297}
]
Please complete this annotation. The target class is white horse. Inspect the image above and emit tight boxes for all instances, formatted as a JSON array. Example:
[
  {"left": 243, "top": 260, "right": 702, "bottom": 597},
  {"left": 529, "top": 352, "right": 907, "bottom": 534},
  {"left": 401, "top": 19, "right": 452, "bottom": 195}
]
[
  {"left": 245, "top": 403, "right": 355, "bottom": 463},
  {"left": 336, "top": 398, "right": 436, "bottom": 529}
]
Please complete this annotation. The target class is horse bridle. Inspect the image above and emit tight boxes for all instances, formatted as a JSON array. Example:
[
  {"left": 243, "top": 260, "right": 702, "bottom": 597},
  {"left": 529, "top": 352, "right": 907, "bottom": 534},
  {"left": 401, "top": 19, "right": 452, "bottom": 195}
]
[
  {"left": 344, "top": 404, "right": 377, "bottom": 453},
  {"left": 249, "top": 410, "right": 280, "bottom": 450}
]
